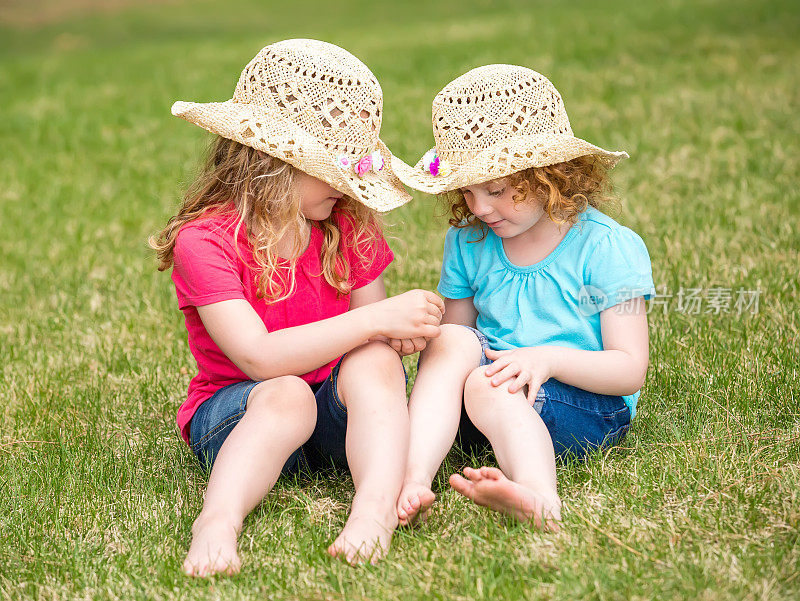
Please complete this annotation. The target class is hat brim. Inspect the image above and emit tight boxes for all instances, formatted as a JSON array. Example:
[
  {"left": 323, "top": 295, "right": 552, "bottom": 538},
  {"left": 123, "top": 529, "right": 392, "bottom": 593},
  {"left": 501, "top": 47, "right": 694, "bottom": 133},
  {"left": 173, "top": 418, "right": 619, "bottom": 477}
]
[
  {"left": 393, "top": 134, "right": 629, "bottom": 195},
  {"left": 172, "top": 100, "right": 413, "bottom": 213}
]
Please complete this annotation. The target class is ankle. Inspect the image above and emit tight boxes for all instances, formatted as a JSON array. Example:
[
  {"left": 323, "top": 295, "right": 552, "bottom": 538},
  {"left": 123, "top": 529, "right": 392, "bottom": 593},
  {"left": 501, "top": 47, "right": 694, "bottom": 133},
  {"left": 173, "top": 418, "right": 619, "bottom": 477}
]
[
  {"left": 193, "top": 510, "right": 243, "bottom": 534},
  {"left": 403, "top": 467, "right": 434, "bottom": 487},
  {"left": 517, "top": 481, "right": 561, "bottom": 507},
  {"left": 350, "top": 494, "right": 398, "bottom": 522}
]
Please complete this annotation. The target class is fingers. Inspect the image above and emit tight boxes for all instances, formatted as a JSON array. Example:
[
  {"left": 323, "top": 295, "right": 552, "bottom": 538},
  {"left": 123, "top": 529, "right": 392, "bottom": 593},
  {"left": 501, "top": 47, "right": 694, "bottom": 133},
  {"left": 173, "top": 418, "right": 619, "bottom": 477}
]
[
  {"left": 400, "top": 338, "right": 415, "bottom": 355},
  {"left": 508, "top": 370, "right": 530, "bottom": 394},
  {"left": 420, "top": 324, "right": 441, "bottom": 339},
  {"left": 424, "top": 313, "right": 441, "bottom": 327},
  {"left": 526, "top": 383, "right": 542, "bottom": 406},
  {"left": 483, "top": 348, "right": 511, "bottom": 359},
  {"left": 489, "top": 362, "right": 521, "bottom": 387},
  {"left": 388, "top": 338, "right": 403, "bottom": 354},
  {"left": 411, "top": 337, "right": 427, "bottom": 353},
  {"left": 484, "top": 355, "right": 511, "bottom": 376},
  {"left": 423, "top": 290, "right": 446, "bottom": 316}
]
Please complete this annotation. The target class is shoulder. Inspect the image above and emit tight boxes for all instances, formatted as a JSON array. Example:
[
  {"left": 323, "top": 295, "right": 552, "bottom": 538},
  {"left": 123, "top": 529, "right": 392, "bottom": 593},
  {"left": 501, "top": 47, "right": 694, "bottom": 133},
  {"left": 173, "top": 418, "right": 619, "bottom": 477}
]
[
  {"left": 176, "top": 211, "right": 240, "bottom": 244},
  {"left": 444, "top": 223, "right": 488, "bottom": 248},
  {"left": 174, "top": 211, "right": 245, "bottom": 262},
  {"left": 577, "top": 207, "right": 649, "bottom": 253}
]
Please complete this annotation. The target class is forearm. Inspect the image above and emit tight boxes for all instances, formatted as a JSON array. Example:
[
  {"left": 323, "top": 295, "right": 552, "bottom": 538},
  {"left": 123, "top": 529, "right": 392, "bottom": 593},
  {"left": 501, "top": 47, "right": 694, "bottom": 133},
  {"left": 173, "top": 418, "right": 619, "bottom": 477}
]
[
  {"left": 242, "top": 306, "right": 376, "bottom": 381},
  {"left": 547, "top": 346, "right": 648, "bottom": 397}
]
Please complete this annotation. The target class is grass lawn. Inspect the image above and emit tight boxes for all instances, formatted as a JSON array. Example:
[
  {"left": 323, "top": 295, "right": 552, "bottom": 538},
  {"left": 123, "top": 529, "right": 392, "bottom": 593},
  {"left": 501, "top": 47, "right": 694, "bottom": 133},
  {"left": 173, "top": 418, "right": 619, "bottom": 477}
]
[{"left": 1, "top": 0, "right": 799, "bottom": 598}]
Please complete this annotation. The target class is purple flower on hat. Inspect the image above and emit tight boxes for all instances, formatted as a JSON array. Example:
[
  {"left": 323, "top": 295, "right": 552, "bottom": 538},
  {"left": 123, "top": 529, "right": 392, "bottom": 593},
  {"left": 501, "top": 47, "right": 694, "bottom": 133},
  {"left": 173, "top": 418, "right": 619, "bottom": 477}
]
[
  {"left": 355, "top": 155, "right": 373, "bottom": 178},
  {"left": 422, "top": 149, "right": 447, "bottom": 176},
  {"left": 429, "top": 156, "right": 441, "bottom": 176}
]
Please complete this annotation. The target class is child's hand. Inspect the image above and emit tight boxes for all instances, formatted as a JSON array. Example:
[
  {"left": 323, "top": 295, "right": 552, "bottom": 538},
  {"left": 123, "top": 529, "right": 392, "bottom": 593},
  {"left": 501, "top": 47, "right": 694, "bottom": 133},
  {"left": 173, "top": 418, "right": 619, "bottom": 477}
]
[
  {"left": 369, "top": 290, "right": 445, "bottom": 341},
  {"left": 387, "top": 337, "right": 428, "bottom": 356},
  {"left": 483, "top": 346, "right": 557, "bottom": 405}
]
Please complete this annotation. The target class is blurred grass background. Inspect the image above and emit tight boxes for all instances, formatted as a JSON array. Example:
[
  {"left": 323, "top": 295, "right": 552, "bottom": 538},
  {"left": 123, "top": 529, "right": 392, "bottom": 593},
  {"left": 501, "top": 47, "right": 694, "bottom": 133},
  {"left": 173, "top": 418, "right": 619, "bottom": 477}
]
[{"left": 1, "top": 0, "right": 799, "bottom": 599}]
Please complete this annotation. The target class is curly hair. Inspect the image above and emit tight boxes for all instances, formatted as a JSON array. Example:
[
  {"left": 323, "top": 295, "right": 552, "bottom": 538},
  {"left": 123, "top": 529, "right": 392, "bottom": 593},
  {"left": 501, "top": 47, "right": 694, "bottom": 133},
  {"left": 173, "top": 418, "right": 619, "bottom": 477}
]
[
  {"left": 149, "top": 135, "right": 383, "bottom": 303},
  {"left": 446, "top": 155, "right": 617, "bottom": 237}
]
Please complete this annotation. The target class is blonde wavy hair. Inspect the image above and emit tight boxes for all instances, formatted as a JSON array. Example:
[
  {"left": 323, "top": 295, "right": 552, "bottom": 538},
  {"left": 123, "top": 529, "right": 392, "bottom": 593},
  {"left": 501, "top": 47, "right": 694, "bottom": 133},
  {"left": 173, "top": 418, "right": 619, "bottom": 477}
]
[
  {"left": 150, "top": 136, "right": 383, "bottom": 303},
  {"left": 446, "top": 155, "right": 617, "bottom": 236}
]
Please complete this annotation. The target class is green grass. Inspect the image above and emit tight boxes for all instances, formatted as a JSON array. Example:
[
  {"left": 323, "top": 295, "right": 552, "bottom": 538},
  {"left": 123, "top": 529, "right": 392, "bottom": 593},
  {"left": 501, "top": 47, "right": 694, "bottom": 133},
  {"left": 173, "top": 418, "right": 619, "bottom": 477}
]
[{"left": 1, "top": 0, "right": 799, "bottom": 598}]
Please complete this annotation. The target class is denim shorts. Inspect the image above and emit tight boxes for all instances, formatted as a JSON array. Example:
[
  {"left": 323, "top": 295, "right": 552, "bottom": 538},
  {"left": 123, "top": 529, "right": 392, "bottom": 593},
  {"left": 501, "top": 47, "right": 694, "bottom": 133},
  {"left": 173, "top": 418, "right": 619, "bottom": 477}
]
[
  {"left": 189, "top": 358, "right": 350, "bottom": 474},
  {"left": 456, "top": 326, "right": 632, "bottom": 460}
]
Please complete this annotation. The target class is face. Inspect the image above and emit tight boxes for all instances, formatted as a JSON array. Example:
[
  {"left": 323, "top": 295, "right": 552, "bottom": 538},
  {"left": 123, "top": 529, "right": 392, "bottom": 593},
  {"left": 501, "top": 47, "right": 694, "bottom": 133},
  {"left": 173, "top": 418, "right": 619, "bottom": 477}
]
[
  {"left": 295, "top": 171, "right": 343, "bottom": 221},
  {"left": 461, "top": 178, "right": 545, "bottom": 239}
]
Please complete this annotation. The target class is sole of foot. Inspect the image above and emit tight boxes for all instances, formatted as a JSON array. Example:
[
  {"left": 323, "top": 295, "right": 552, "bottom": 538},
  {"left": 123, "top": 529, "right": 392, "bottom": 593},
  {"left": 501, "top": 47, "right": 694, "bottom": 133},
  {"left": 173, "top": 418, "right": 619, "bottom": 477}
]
[{"left": 449, "top": 466, "right": 561, "bottom": 531}]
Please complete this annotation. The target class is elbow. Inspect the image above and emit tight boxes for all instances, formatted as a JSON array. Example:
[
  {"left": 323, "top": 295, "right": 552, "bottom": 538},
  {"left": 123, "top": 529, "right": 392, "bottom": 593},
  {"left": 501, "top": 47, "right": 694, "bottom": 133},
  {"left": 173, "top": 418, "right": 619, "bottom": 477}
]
[
  {"left": 239, "top": 354, "right": 274, "bottom": 382},
  {"left": 621, "top": 357, "right": 649, "bottom": 396}
]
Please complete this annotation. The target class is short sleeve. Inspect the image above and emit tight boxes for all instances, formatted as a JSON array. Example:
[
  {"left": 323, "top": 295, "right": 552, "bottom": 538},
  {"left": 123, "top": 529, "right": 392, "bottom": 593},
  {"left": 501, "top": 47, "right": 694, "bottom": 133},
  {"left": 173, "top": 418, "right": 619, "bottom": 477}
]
[
  {"left": 583, "top": 226, "right": 655, "bottom": 312},
  {"left": 172, "top": 224, "right": 247, "bottom": 310},
  {"left": 437, "top": 227, "right": 474, "bottom": 299},
  {"left": 337, "top": 213, "right": 394, "bottom": 290}
]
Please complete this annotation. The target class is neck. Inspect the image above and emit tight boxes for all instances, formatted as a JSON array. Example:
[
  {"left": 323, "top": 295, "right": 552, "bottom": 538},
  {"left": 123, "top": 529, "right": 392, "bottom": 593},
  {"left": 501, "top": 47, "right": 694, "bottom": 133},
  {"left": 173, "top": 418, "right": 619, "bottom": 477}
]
[
  {"left": 275, "top": 220, "right": 312, "bottom": 260},
  {"left": 502, "top": 211, "right": 570, "bottom": 266}
]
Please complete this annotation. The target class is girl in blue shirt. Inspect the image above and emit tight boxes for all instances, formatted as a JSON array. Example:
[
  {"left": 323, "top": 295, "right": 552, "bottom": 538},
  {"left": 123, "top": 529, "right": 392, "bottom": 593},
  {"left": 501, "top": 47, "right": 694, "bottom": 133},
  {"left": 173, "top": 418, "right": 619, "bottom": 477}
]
[{"left": 391, "top": 65, "right": 655, "bottom": 530}]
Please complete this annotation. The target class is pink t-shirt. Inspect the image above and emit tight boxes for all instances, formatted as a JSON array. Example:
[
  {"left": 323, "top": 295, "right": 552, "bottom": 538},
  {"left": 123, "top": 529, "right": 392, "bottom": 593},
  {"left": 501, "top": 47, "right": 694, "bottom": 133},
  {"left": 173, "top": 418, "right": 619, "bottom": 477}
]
[{"left": 171, "top": 208, "right": 393, "bottom": 445}]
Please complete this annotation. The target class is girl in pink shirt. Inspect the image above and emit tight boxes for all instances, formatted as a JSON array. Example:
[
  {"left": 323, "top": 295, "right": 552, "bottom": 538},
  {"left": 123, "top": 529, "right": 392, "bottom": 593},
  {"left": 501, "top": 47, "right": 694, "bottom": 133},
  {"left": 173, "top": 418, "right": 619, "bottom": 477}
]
[{"left": 150, "top": 40, "right": 443, "bottom": 576}]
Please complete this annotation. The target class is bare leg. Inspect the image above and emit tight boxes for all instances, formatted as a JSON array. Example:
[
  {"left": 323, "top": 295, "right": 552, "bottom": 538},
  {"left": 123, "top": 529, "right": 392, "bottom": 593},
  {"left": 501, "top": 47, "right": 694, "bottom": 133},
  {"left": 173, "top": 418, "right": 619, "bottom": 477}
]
[
  {"left": 326, "top": 341, "right": 408, "bottom": 565},
  {"left": 449, "top": 367, "right": 562, "bottom": 531},
  {"left": 397, "top": 324, "right": 483, "bottom": 525},
  {"left": 183, "top": 376, "right": 317, "bottom": 577}
]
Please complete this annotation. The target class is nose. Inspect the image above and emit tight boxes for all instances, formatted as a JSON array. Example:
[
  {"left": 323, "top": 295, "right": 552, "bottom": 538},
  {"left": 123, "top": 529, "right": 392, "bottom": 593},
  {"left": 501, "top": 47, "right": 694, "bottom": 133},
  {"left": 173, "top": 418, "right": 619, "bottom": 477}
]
[{"left": 470, "top": 195, "right": 492, "bottom": 217}]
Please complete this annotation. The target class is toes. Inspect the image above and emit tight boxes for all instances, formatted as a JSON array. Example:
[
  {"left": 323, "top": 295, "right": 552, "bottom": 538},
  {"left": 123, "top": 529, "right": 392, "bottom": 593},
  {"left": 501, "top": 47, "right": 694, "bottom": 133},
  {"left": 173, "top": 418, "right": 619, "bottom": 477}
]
[
  {"left": 462, "top": 467, "right": 483, "bottom": 482},
  {"left": 449, "top": 473, "right": 475, "bottom": 499},
  {"left": 409, "top": 494, "right": 421, "bottom": 510},
  {"left": 480, "top": 466, "right": 503, "bottom": 480}
]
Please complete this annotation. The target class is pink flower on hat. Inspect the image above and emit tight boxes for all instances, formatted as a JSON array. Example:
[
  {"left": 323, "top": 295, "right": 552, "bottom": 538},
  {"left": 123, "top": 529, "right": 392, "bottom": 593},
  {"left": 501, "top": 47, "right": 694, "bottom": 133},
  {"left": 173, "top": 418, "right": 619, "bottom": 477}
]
[
  {"left": 336, "top": 154, "right": 351, "bottom": 170},
  {"left": 355, "top": 155, "right": 373, "bottom": 178}
]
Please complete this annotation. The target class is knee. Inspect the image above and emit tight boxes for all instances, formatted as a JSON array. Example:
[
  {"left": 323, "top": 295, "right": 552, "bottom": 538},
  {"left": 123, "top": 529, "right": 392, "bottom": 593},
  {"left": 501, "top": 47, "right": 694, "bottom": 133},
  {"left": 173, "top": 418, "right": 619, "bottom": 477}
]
[
  {"left": 340, "top": 340, "right": 403, "bottom": 383},
  {"left": 338, "top": 341, "right": 405, "bottom": 407},
  {"left": 463, "top": 366, "right": 494, "bottom": 417},
  {"left": 421, "top": 324, "right": 482, "bottom": 364},
  {"left": 247, "top": 376, "right": 316, "bottom": 426}
]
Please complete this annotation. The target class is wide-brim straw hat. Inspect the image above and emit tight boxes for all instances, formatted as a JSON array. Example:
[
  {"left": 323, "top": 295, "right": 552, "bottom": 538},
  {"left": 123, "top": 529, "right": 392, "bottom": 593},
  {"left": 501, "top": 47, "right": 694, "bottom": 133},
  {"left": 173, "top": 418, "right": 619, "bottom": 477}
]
[
  {"left": 393, "top": 64, "right": 629, "bottom": 194},
  {"left": 171, "top": 39, "right": 412, "bottom": 212}
]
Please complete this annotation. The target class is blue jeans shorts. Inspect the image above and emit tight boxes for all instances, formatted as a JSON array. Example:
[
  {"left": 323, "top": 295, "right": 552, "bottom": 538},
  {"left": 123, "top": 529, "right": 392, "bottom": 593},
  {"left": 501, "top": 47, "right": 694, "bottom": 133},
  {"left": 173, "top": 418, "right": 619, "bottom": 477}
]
[
  {"left": 189, "top": 358, "right": 350, "bottom": 474},
  {"left": 456, "top": 327, "right": 632, "bottom": 460}
]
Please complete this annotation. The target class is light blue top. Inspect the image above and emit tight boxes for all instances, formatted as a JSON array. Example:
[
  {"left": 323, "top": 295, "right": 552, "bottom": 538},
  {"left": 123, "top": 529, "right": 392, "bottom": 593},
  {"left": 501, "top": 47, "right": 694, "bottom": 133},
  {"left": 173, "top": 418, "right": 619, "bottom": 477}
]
[{"left": 438, "top": 207, "right": 655, "bottom": 417}]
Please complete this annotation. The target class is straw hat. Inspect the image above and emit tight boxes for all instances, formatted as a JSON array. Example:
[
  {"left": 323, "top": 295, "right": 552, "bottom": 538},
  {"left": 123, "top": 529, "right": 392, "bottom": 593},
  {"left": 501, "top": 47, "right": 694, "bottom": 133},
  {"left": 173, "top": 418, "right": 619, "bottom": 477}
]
[
  {"left": 393, "top": 64, "right": 629, "bottom": 194},
  {"left": 171, "top": 39, "right": 412, "bottom": 212}
]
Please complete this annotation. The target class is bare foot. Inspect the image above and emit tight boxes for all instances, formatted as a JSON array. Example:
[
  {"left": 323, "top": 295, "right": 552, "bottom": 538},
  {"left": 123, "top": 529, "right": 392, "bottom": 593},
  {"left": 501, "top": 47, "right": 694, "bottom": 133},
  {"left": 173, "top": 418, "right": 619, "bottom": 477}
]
[
  {"left": 327, "top": 511, "right": 398, "bottom": 565},
  {"left": 396, "top": 479, "right": 436, "bottom": 526},
  {"left": 182, "top": 514, "right": 242, "bottom": 577},
  {"left": 449, "top": 466, "right": 562, "bottom": 531}
]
